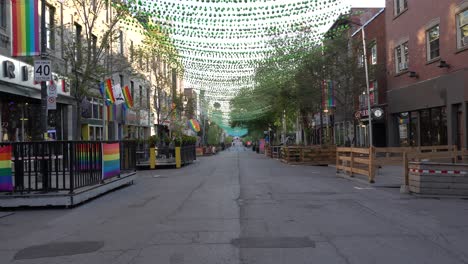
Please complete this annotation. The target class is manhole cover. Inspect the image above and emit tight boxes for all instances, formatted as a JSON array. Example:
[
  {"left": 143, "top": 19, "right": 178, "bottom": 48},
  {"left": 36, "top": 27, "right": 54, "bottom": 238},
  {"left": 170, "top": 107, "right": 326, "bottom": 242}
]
[
  {"left": 231, "top": 237, "right": 315, "bottom": 248},
  {"left": 14, "top": 241, "right": 104, "bottom": 260}
]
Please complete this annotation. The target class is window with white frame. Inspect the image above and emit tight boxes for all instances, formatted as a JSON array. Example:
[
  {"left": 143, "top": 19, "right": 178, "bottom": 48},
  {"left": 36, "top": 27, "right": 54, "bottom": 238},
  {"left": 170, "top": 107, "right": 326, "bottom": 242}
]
[
  {"left": 395, "top": 41, "right": 408, "bottom": 73},
  {"left": 370, "top": 43, "right": 377, "bottom": 65},
  {"left": 90, "top": 98, "right": 103, "bottom": 120},
  {"left": 458, "top": 9, "right": 468, "bottom": 48},
  {"left": 45, "top": 4, "right": 55, "bottom": 50},
  {"left": 426, "top": 25, "right": 440, "bottom": 60},
  {"left": 394, "top": 0, "right": 408, "bottom": 16}
]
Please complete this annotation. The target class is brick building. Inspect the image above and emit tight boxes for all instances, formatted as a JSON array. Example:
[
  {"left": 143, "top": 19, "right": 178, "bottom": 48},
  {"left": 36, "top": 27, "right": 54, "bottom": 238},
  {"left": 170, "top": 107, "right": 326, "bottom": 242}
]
[
  {"left": 351, "top": 8, "right": 388, "bottom": 147},
  {"left": 386, "top": 0, "right": 468, "bottom": 148}
]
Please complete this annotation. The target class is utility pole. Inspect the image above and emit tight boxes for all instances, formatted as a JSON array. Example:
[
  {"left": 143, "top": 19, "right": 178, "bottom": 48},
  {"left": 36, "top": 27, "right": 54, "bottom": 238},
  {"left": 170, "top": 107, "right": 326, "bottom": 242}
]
[{"left": 40, "top": 0, "right": 48, "bottom": 140}]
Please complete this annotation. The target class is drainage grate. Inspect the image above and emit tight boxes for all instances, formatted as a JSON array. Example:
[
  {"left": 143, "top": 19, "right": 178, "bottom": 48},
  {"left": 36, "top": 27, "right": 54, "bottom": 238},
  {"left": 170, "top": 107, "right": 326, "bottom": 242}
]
[
  {"left": 14, "top": 241, "right": 104, "bottom": 260},
  {"left": 231, "top": 237, "right": 315, "bottom": 248}
]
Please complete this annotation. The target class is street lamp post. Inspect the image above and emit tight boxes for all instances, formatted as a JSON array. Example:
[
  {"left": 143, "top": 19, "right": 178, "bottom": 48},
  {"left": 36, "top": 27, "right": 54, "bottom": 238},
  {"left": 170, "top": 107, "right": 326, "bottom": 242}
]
[
  {"left": 360, "top": 27, "right": 373, "bottom": 147},
  {"left": 348, "top": 19, "right": 373, "bottom": 147}
]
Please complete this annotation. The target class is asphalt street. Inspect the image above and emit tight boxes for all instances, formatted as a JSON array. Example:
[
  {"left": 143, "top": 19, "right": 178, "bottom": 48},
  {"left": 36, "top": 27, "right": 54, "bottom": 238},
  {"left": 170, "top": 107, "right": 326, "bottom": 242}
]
[{"left": 1, "top": 148, "right": 468, "bottom": 264}]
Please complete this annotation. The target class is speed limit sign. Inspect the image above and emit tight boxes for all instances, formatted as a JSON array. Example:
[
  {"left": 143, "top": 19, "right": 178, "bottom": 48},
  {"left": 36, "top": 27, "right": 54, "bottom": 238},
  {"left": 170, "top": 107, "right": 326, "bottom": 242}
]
[{"left": 34, "top": 60, "right": 52, "bottom": 82}]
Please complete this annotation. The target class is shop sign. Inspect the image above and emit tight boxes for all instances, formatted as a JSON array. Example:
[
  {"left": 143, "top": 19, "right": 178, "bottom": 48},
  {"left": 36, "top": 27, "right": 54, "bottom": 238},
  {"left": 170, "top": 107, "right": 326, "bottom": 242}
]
[
  {"left": 356, "top": 108, "right": 384, "bottom": 119},
  {"left": 0, "top": 55, "right": 69, "bottom": 96},
  {"left": 125, "top": 109, "right": 138, "bottom": 125}
]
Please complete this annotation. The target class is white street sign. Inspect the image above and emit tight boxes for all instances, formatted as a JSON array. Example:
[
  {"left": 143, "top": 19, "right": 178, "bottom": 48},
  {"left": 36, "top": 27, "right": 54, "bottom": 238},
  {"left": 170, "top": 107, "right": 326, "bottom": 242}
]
[
  {"left": 34, "top": 60, "right": 52, "bottom": 82},
  {"left": 48, "top": 83, "right": 57, "bottom": 97},
  {"left": 47, "top": 96, "right": 57, "bottom": 110}
]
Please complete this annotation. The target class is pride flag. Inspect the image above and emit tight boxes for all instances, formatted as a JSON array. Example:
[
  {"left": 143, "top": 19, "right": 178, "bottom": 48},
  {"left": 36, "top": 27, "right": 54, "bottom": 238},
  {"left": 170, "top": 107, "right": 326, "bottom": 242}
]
[
  {"left": 0, "top": 146, "right": 13, "bottom": 192},
  {"left": 102, "top": 143, "right": 120, "bottom": 180},
  {"left": 11, "top": 0, "right": 40, "bottom": 57},
  {"left": 105, "top": 79, "right": 115, "bottom": 104},
  {"left": 123, "top": 85, "right": 133, "bottom": 108},
  {"left": 188, "top": 119, "right": 201, "bottom": 133}
]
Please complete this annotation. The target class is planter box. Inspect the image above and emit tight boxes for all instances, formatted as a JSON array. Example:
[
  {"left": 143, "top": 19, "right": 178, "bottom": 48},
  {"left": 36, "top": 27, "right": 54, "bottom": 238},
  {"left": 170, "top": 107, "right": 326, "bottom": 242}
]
[{"left": 408, "top": 162, "right": 468, "bottom": 196}]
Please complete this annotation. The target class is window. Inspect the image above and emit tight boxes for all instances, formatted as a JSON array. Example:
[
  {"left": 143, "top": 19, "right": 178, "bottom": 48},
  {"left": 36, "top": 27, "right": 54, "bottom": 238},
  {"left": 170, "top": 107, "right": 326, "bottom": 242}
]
[
  {"left": 139, "top": 85, "right": 143, "bottom": 106},
  {"left": 119, "top": 74, "right": 124, "bottom": 86},
  {"left": 369, "top": 81, "right": 378, "bottom": 105},
  {"left": 147, "top": 88, "right": 150, "bottom": 108},
  {"left": 74, "top": 23, "right": 82, "bottom": 63},
  {"left": 458, "top": 9, "right": 468, "bottom": 48},
  {"left": 395, "top": 42, "right": 408, "bottom": 73},
  {"left": 90, "top": 98, "right": 103, "bottom": 120},
  {"left": 0, "top": 0, "right": 6, "bottom": 28},
  {"left": 45, "top": 4, "right": 55, "bottom": 50},
  {"left": 91, "top": 34, "right": 97, "bottom": 61},
  {"left": 370, "top": 43, "right": 377, "bottom": 65},
  {"left": 118, "top": 30, "right": 123, "bottom": 54},
  {"left": 130, "top": 81, "right": 134, "bottom": 100},
  {"left": 394, "top": 0, "right": 408, "bottom": 16},
  {"left": 426, "top": 25, "right": 440, "bottom": 60},
  {"left": 130, "top": 41, "right": 134, "bottom": 61}
]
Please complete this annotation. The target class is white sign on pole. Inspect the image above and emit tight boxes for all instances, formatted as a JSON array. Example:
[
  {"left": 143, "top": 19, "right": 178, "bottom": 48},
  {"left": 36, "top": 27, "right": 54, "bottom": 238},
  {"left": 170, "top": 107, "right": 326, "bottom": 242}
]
[
  {"left": 48, "top": 83, "right": 58, "bottom": 97},
  {"left": 34, "top": 60, "right": 52, "bottom": 82},
  {"left": 47, "top": 96, "right": 57, "bottom": 110}
]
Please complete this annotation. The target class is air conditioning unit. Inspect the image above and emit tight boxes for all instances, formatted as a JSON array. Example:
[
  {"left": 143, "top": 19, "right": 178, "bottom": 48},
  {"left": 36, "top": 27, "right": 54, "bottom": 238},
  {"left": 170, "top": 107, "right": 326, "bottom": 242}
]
[{"left": 462, "top": 36, "right": 468, "bottom": 46}]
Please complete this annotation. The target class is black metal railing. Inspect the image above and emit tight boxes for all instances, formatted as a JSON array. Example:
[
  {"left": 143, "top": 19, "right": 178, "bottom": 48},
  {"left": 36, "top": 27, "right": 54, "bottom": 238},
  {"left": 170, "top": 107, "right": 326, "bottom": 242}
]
[
  {"left": 181, "top": 145, "right": 196, "bottom": 164},
  {"left": 0, "top": 140, "right": 137, "bottom": 194}
]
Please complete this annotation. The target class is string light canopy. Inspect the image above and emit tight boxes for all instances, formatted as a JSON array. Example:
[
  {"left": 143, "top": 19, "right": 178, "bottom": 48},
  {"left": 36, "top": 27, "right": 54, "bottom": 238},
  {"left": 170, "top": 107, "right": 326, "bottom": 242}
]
[{"left": 122, "top": 0, "right": 351, "bottom": 135}]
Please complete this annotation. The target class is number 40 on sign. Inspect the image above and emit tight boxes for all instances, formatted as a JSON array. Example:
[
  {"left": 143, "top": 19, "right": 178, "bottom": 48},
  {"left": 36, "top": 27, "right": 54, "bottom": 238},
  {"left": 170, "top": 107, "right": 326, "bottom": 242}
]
[{"left": 34, "top": 60, "right": 52, "bottom": 82}]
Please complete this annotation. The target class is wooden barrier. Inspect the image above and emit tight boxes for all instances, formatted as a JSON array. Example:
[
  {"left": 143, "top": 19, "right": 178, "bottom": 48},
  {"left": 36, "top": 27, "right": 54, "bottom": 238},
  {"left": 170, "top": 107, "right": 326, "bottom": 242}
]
[
  {"left": 336, "top": 147, "right": 375, "bottom": 183},
  {"left": 281, "top": 145, "right": 336, "bottom": 165},
  {"left": 337, "top": 145, "right": 460, "bottom": 184}
]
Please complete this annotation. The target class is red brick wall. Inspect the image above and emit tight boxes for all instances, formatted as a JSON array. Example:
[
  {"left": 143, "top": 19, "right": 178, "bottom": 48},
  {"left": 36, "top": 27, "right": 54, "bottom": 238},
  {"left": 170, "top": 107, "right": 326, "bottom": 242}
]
[
  {"left": 385, "top": 0, "right": 468, "bottom": 91},
  {"left": 352, "top": 10, "right": 387, "bottom": 105}
]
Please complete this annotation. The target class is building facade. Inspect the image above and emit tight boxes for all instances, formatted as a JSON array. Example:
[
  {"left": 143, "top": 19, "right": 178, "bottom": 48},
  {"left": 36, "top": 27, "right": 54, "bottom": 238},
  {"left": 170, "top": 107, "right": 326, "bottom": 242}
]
[
  {"left": 351, "top": 8, "right": 388, "bottom": 147},
  {"left": 385, "top": 0, "right": 468, "bottom": 148},
  {"left": 0, "top": 0, "right": 182, "bottom": 142}
]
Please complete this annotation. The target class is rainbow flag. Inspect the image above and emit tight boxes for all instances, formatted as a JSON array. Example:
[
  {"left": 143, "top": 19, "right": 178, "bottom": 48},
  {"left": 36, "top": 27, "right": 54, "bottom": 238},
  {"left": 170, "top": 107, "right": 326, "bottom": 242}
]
[
  {"left": 11, "top": 0, "right": 40, "bottom": 57},
  {"left": 105, "top": 79, "right": 115, "bottom": 105},
  {"left": 188, "top": 119, "right": 201, "bottom": 133},
  {"left": 322, "top": 80, "right": 335, "bottom": 108},
  {"left": 123, "top": 85, "right": 133, "bottom": 108},
  {"left": 107, "top": 104, "right": 116, "bottom": 121},
  {"left": 102, "top": 143, "right": 120, "bottom": 180},
  {"left": 0, "top": 146, "right": 13, "bottom": 192}
]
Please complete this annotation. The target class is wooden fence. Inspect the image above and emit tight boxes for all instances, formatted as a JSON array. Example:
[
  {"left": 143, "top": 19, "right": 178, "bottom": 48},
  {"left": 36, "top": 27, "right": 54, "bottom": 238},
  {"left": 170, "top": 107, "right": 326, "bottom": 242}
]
[
  {"left": 336, "top": 145, "right": 465, "bottom": 183},
  {"left": 281, "top": 145, "right": 336, "bottom": 165}
]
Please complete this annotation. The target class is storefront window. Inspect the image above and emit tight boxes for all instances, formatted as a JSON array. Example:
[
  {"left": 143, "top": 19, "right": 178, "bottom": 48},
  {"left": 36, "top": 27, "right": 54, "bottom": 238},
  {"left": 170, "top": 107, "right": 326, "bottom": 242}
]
[
  {"left": 409, "top": 111, "right": 419, "bottom": 146},
  {"left": 418, "top": 107, "right": 447, "bottom": 146},
  {"left": 398, "top": 112, "right": 409, "bottom": 146},
  {"left": 0, "top": 99, "right": 63, "bottom": 142}
]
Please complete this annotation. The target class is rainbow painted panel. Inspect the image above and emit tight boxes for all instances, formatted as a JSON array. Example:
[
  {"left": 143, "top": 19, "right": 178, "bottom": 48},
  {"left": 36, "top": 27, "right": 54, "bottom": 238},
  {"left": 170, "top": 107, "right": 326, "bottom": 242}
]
[
  {"left": 102, "top": 143, "right": 120, "bottom": 180},
  {"left": 77, "top": 143, "right": 101, "bottom": 171},
  {"left": 0, "top": 146, "right": 13, "bottom": 192},
  {"left": 11, "top": 0, "right": 40, "bottom": 57}
]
